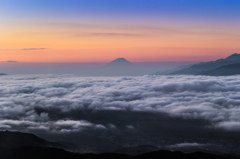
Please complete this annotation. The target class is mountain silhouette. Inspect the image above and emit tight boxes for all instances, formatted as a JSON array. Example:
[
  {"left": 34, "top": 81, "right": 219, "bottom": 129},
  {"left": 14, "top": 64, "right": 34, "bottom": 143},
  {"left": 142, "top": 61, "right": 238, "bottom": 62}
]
[
  {"left": 104, "top": 58, "right": 134, "bottom": 68},
  {"left": 164, "top": 53, "right": 240, "bottom": 75},
  {"left": 225, "top": 53, "right": 240, "bottom": 61},
  {"left": 198, "top": 63, "right": 240, "bottom": 76},
  {"left": 97, "top": 58, "right": 138, "bottom": 76}
]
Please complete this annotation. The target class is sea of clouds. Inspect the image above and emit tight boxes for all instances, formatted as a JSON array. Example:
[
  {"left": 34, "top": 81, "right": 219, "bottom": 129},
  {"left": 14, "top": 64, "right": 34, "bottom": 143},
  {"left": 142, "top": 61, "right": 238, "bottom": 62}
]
[{"left": 0, "top": 74, "right": 240, "bottom": 150}]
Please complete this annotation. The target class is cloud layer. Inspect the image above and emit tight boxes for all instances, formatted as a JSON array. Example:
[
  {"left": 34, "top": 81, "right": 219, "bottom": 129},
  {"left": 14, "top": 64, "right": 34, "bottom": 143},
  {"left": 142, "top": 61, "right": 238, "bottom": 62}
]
[
  {"left": 22, "top": 48, "right": 46, "bottom": 50},
  {"left": 1, "top": 74, "right": 240, "bottom": 130},
  {"left": 0, "top": 75, "right": 240, "bottom": 152}
]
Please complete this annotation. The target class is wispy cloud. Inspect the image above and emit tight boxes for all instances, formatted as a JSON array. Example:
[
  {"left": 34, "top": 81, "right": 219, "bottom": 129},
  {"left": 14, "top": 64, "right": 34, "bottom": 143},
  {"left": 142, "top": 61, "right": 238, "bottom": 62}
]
[
  {"left": 22, "top": 48, "right": 46, "bottom": 50},
  {"left": 76, "top": 32, "right": 142, "bottom": 37},
  {"left": 6, "top": 60, "right": 18, "bottom": 62}
]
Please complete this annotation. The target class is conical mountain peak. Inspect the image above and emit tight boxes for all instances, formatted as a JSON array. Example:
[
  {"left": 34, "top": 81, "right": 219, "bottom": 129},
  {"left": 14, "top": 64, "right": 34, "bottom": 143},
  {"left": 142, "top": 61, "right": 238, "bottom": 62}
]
[
  {"left": 105, "top": 58, "right": 134, "bottom": 67},
  {"left": 111, "top": 58, "right": 130, "bottom": 62}
]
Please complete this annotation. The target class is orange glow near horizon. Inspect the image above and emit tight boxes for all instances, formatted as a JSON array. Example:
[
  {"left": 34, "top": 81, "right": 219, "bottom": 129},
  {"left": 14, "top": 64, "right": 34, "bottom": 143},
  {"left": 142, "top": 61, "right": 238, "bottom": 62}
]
[
  {"left": 1, "top": 22, "right": 239, "bottom": 63},
  {"left": 1, "top": 0, "right": 240, "bottom": 63}
]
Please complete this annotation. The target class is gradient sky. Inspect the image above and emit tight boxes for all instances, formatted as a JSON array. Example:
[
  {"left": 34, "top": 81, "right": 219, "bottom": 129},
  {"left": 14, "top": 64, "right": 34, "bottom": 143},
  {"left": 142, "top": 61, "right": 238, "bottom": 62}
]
[{"left": 0, "top": 0, "right": 240, "bottom": 62}]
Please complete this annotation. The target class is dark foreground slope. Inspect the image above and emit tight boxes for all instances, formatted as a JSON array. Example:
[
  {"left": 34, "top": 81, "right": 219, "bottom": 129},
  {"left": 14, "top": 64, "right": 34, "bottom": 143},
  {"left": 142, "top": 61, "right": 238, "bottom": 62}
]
[
  {"left": 114, "top": 145, "right": 159, "bottom": 155},
  {"left": 1, "top": 147, "right": 238, "bottom": 159},
  {"left": 0, "top": 131, "right": 238, "bottom": 159},
  {"left": 0, "top": 131, "right": 64, "bottom": 149}
]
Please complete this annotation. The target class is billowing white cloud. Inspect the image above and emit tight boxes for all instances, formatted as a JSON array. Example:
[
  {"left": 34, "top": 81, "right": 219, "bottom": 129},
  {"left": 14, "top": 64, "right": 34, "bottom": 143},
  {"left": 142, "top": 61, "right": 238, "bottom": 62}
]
[
  {"left": 0, "top": 74, "right": 240, "bottom": 133},
  {"left": 0, "top": 119, "right": 103, "bottom": 133},
  {"left": 167, "top": 143, "right": 207, "bottom": 148},
  {"left": 2, "top": 74, "right": 240, "bottom": 153}
]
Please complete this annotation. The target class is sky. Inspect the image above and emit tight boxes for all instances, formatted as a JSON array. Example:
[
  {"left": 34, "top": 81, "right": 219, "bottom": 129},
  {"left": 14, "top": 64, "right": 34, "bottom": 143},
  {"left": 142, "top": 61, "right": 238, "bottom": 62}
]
[{"left": 0, "top": 0, "right": 239, "bottom": 63}]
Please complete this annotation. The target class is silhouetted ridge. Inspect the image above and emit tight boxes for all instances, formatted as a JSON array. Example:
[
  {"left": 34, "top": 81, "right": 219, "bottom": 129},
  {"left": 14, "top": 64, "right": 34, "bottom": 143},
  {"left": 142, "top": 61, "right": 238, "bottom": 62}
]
[
  {"left": 199, "top": 63, "right": 240, "bottom": 76},
  {"left": 165, "top": 53, "right": 240, "bottom": 75},
  {"left": 225, "top": 53, "right": 240, "bottom": 61}
]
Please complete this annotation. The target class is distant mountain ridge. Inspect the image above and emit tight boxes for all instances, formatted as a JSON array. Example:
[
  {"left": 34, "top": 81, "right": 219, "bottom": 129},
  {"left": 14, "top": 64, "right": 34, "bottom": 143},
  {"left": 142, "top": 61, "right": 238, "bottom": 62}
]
[
  {"left": 158, "top": 53, "right": 240, "bottom": 76},
  {"left": 225, "top": 53, "right": 240, "bottom": 61},
  {"left": 199, "top": 63, "right": 240, "bottom": 76}
]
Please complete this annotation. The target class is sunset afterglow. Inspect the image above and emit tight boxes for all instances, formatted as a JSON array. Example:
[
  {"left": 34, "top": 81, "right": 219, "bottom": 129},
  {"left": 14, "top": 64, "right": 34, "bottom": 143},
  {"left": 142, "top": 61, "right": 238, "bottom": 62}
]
[{"left": 1, "top": 0, "right": 239, "bottom": 62}]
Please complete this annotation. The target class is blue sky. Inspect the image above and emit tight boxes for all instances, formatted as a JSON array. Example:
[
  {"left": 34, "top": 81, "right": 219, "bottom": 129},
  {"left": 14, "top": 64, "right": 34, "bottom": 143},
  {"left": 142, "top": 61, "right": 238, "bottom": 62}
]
[{"left": 1, "top": 0, "right": 239, "bottom": 24}]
